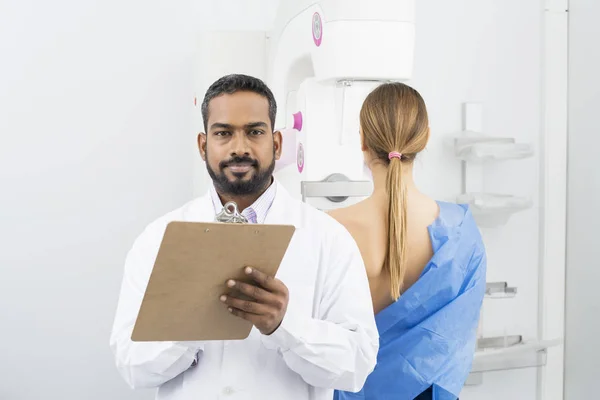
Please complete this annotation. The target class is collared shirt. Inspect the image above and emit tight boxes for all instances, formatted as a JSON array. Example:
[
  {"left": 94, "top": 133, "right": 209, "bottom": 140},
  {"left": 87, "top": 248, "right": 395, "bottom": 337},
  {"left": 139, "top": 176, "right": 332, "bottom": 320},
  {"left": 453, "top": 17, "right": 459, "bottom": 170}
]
[{"left": 209, "top": 180, "right": 277, "bottom": 224}]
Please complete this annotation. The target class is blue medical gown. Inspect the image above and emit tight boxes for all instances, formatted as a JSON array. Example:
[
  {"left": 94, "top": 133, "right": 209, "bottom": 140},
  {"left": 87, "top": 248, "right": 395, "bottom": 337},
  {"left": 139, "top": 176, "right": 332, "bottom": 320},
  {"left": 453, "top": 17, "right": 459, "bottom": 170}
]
[{"left": 335, "top": 201, "right": 487, "bottom": 400}]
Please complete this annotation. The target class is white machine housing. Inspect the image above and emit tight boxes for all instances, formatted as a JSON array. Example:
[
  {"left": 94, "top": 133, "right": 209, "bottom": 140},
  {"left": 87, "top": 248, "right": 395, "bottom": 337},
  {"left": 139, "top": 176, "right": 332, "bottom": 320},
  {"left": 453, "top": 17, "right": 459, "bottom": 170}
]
[{"left": 266, "top": 0, "right": 416, "bottom": 209}]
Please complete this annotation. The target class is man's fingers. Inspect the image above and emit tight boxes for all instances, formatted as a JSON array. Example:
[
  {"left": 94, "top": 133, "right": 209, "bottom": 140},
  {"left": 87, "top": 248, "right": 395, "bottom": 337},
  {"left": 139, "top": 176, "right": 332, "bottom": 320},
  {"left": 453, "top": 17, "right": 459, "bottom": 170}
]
[
  {"left": 244, "top": 266, "right": 286, "bottom": 294},
  {"left": 224, "top": 268, "right": 289, "bottom": 336},
  {"left": 220, "top": 294, "right": 271, "bottom": 315},
  {"left": 227, "top": 279, "right": 273, "bottom": 303},
  {"left": 227, "top": 307, "right": 258, "bottom": 324}
]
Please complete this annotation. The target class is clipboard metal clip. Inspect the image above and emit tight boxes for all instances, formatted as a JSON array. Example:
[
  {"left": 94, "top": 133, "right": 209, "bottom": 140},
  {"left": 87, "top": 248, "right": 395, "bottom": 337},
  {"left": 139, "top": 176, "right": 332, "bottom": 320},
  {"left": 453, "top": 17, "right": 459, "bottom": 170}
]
[{"left": 214, "top": 201, "right": 249, "bottom": 224}]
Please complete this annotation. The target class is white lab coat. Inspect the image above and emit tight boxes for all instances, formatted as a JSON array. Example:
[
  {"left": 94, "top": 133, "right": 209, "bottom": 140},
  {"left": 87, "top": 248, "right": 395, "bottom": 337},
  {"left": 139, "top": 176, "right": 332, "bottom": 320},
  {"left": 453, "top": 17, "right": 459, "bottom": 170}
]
[{"left": 109, "top": 180, "right": 379, "bottom": 400}]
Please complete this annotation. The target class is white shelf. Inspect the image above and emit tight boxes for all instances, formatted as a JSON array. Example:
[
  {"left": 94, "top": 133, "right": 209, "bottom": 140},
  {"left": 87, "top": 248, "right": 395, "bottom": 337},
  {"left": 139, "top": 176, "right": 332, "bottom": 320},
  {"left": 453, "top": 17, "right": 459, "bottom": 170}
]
[
  {"left": 457, "top": 193, "right": 532, "bottom": 227},
  {"left": 458, "top": 142, "right": 534, "bottom": 162},
  {"left": 454, "top": 133, "right": 534, "bottom": 162},
  {"left": 485, "top": 282, "right": 517, "bottom": 299},
  {"left": 472, "top": 338, "right": 560, "bottom": 372},
  {"left": 466, "top": 338, "right": 561, "bottom": 385}
]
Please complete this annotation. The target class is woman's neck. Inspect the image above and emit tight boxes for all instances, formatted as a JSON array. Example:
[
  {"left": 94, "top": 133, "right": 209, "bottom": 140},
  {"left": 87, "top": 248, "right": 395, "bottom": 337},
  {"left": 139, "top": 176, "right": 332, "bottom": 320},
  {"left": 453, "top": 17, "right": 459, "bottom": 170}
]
[{"left": 369, "top": 162, "right": 419, "bottom": 203}]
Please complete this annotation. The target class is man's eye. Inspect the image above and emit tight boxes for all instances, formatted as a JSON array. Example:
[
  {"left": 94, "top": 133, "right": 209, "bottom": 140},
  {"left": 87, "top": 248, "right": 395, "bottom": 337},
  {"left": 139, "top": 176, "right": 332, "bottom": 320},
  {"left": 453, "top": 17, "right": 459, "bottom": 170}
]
[
  {"left": 215, "top": 131, "right": 230, "bottom": 136},
  {"left": 249, "top": 130, "right": 264, "bottom": 136}
]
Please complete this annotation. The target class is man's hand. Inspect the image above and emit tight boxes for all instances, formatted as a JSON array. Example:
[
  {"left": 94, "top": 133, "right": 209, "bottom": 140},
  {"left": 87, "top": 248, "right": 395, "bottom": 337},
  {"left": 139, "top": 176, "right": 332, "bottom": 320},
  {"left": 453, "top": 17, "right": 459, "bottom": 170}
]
[{"left": 220, "top": 266, "right": 289, "bottom": 335}]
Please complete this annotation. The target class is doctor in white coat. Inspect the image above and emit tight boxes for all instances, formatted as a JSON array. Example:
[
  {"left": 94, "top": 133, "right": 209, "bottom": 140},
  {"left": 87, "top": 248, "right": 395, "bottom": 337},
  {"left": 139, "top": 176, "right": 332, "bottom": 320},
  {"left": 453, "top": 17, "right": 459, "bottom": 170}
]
[{"left": 109, "top": 74, "right": 379, "bottom": 400}]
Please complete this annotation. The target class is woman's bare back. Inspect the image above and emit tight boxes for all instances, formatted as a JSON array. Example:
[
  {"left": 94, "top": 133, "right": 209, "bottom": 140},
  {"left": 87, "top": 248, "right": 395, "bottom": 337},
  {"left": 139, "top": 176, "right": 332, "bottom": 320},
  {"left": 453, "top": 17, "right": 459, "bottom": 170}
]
[{"left": 328, "top": 193, "right": 440, "bottom": 314}]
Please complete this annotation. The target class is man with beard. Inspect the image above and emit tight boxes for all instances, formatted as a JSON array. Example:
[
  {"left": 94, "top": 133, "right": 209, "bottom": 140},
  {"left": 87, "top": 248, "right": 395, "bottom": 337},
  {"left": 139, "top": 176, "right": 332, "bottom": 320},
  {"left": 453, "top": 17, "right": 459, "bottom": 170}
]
[{"left": 110, "top": 74, "right": 379, "bottom": 400}]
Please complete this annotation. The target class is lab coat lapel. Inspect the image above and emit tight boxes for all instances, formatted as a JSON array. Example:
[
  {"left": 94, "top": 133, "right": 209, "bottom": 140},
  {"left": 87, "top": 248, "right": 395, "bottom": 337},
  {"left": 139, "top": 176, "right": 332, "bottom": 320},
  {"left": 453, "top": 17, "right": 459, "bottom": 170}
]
[{"left": 264, "top": 180, "right": 303, "bottom": 228}]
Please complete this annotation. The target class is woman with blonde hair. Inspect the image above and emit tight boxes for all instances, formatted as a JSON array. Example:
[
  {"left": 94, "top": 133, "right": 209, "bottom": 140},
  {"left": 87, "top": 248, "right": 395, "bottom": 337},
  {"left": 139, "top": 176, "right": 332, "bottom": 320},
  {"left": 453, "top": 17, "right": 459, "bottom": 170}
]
[{"left": 330, "top": 82, "right": 486, "bottom": 400}]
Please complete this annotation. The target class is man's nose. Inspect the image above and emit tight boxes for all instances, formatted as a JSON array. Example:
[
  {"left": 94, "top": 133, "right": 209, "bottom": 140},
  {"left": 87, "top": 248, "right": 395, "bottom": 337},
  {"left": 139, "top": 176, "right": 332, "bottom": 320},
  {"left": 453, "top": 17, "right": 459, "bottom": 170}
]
[{"left": 230, "top": 132, "right": 250, "bottom": 155}]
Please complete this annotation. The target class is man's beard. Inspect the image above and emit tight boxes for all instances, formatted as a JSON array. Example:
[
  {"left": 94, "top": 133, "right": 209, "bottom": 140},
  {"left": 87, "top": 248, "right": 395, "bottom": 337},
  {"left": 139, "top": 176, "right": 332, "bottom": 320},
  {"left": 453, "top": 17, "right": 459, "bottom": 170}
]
[{"left": 206, "top": 149, "right": 276, "bottom": 196}]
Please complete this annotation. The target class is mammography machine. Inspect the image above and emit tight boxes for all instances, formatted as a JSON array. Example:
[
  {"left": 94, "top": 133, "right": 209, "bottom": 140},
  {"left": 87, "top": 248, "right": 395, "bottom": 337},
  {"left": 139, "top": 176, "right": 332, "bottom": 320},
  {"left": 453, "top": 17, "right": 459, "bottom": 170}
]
[{"left": 265, "top": 0, "right": 415, "bottom": 210}]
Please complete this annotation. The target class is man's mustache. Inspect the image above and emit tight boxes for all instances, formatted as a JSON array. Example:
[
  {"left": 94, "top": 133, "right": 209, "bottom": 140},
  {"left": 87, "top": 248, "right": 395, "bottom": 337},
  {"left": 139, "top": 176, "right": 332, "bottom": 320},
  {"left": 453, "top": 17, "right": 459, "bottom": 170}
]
[{"left": 219, "top": 156, "right": 259, "bottom": 169}]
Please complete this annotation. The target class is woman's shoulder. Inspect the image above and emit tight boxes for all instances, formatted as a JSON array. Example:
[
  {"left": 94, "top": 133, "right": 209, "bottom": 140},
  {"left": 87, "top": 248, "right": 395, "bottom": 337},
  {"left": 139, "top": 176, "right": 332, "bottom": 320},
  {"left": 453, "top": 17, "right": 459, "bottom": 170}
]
[
  {"left": 429, "top": 200, "right": 477, "bottom": 232},
  {"left": 326, "top": 200, "right": 375, "bottom": 233},
  {"left": 430, "top": 200, "right": 486, "bottom": 259}
]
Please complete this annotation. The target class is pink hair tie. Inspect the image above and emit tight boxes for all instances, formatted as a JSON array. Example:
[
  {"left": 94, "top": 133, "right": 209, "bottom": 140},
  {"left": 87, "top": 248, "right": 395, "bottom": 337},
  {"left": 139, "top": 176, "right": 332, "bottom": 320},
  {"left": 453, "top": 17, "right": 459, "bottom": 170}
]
[{"left": 388, "top": 151, "right": 402, "bottom": 160}]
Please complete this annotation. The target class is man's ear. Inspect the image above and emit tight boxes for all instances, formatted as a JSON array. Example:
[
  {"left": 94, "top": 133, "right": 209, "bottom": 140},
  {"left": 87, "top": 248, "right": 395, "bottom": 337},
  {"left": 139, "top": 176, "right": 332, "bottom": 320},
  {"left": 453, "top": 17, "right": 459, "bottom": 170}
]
[
  {"left": 273, "top": 130, "right": 283, "bottom": 160},
  {"left": 198, "top": 132, "right": 207, "bottom": 161}
]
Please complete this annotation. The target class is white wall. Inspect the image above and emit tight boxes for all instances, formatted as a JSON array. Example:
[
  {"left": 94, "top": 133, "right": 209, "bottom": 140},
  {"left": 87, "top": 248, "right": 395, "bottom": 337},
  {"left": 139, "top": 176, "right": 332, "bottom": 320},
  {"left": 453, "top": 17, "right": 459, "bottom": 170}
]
[
  {"left": 0, "top": 0, "right": 197, "bottom": 399},
  {"left": 564, "top": 0, "right": 600, "bottom": 398}
]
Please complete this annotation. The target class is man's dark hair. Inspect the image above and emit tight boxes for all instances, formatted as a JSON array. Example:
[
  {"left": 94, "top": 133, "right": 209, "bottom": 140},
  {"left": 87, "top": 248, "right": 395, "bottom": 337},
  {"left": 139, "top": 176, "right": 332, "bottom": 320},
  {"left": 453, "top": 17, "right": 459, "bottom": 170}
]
[{"left": 201, "top": 74, "right": 277, "bottom": 132}]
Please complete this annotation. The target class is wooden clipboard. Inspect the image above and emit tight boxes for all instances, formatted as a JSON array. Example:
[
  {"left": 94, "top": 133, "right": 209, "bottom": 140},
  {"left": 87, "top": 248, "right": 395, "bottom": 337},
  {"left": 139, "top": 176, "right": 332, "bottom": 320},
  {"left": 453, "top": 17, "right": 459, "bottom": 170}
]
[{"left": 131, "top": 221, "right": 296, "bottom": 342}]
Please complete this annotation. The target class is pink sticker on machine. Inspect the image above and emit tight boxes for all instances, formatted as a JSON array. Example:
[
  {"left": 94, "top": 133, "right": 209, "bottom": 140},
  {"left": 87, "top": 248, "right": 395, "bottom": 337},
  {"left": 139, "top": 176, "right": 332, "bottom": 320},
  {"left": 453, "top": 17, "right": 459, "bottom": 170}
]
[
  {"left": 312, "top": 12, "right": 323, "bottom": 47},
  {"left": 297, "top": 143, "right": 305, "bottom": 173}
]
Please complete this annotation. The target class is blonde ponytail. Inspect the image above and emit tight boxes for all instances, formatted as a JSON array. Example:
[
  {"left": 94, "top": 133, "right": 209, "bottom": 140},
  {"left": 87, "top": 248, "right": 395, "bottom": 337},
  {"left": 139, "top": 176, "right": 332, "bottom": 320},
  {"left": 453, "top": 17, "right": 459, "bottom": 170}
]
[
  {"left": 385, "top": 156, "right": 408, "bottom": 300},
  {"left": 359, "top": 82, "right": 429, "bottom": 301}
]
